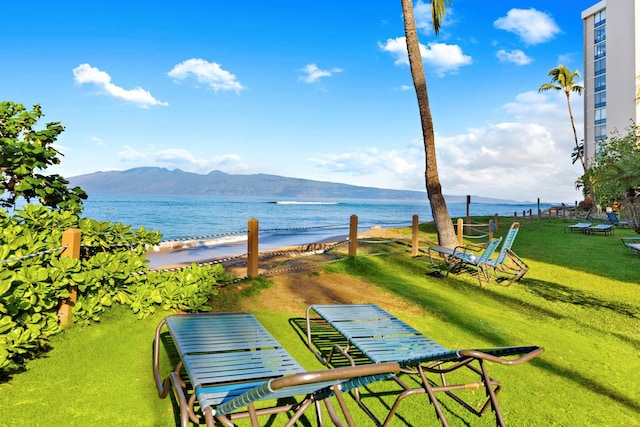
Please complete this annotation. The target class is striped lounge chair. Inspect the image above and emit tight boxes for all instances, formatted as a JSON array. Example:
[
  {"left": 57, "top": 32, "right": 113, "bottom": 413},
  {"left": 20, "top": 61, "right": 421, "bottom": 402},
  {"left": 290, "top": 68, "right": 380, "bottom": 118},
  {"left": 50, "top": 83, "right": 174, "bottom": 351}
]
[
  {"left": 305, "top": 304, "right": 544, "bottom": 427},
  {"left": 153, "top": 312, "right": 399, "bottom": 427}
]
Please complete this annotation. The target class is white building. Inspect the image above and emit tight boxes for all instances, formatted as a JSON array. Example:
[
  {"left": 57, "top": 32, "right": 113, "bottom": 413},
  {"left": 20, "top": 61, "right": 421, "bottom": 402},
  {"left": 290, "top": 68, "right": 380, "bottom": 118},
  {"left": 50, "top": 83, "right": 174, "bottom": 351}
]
[{"left": 582, "top": 0, "right": 640, "bottom": 165}]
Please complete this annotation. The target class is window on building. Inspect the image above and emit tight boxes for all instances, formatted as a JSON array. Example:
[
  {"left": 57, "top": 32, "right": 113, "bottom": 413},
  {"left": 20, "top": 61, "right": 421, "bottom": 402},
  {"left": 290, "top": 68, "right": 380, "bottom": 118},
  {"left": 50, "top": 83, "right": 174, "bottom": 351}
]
[
  {"left": 594, "top": 26, "right": 606, "bottom": 43},
  {"left": 595, "top": 124, "right": 607, "bottom": 141},
  {"left": 595, "top": 91, "right": 606, "bottom": 108},
  {"left": 595, "top": 75, "right": 606, "bottom": 92},
  {"left": 594, "top": 42, "right": 606, "bottom": 59},
  {"left": 594, "top": 58, "right": 606, "bottom": 76},
  {"left": 595, "top": 108, "right": 606, "bottom": 125},
  {"left": 594, "top": 9, "right": 606, "bottom": 27}
]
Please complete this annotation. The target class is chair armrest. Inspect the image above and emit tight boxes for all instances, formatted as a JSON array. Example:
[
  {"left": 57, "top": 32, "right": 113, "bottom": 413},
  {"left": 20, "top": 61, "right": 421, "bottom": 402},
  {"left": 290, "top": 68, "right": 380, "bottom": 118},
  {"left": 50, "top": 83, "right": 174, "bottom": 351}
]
[{"left": 458, "top": 346, "right": 544, "bottom": 365}]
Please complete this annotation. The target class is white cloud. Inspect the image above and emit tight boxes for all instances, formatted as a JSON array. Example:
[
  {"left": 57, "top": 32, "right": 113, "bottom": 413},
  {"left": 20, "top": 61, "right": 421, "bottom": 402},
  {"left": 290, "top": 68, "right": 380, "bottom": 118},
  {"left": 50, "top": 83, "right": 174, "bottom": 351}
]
[
  {"left": 308, "top": 90, "right": 584, "bottom": 202},
  {"left": 168, "top": 58, "right": 244, "bottom": 93},
  {"left": 117, "top": 146, "right": 248, "bottom": 173},
  {"left": 89, "top": 136, "right": 105, "bottom": 146},
  {"left": 379, "top": 37, "right": 472, "bottom": 77},
  {"left": 496, "top": 49, "right": 532, "bottom": 65},
  {"left": 309, "top": 147, "right": 421, "bottom": 190},
  {"left": 72, "top": 63, "right": 168, "bottom": 108},
  {"left": 494, "top": 8, "right": 561, "bottom": 45},
  {"left": 298, "top": 64, "right": 343, "bottom": 84}
]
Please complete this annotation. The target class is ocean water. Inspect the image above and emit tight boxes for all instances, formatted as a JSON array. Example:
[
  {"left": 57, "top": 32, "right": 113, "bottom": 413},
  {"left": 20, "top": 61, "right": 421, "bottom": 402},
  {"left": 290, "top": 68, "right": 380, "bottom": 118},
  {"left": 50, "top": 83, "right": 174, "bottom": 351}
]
[{"left": 80, "top": 193, "right": 551, "bottom": 267}]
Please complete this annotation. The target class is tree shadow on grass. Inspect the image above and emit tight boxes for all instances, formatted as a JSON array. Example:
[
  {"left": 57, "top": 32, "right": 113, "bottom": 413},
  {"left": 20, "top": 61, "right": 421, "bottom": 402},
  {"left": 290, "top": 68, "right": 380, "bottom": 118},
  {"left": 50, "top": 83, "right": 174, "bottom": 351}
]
[
  {"left": 333, "top": 255, "right": 640, "bottom": 417},
  {"left": 524, "top": 279, "right": 640, "bottom": 320},
  {"left": 381, "top": 254, "right": 640, "bottom": 349}
]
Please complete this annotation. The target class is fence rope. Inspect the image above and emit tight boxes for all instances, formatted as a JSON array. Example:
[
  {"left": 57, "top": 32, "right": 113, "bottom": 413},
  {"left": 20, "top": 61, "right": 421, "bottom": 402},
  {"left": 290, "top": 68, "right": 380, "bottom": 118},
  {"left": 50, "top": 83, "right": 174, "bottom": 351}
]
[
  {"left": 259, "top": 223, "right": 350, "bottom": 233},
  {"left": 259, "top": 257, "right": 346, "bottom": 276},
  {"left": 1, "top": 246, "right": 68, "bottom": 264},
  {"left": 158, "top": 223, "right": 354, "bottom": 245},
  {"left": 462, "top": 232, "right": 490, "bottom": 240},
  {"left": 160, "top": 229, "right": 247, "bottom": 244}
]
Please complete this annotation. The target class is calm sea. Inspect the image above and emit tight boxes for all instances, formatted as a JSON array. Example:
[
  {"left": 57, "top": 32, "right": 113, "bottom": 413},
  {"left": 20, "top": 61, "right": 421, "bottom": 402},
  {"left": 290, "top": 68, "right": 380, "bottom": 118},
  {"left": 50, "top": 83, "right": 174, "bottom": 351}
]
[{"left": 80, "top": 193, "right": 551, "bottom": 267}]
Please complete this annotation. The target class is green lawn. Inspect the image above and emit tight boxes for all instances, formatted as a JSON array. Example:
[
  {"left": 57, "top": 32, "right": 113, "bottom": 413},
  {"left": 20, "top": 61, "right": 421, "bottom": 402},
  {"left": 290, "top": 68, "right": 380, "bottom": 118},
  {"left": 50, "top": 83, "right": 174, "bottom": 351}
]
[{"left": 0, "top": 218, "right": 638, "bottom": 426}]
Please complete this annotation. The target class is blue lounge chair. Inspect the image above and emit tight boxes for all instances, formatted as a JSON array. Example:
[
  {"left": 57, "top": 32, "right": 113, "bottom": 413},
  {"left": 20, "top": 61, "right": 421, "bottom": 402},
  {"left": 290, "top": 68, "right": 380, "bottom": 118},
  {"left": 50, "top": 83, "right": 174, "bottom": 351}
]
[
  {"left": 587, "top": 223, "right": 614, "bottom": 235},
  {"left": 305, "top": 304, "right": 544, "bottom": 427},
  {"left": 153, "top": 312, "right": 400, "bottom": 427},
  {"left": 606, "top": 211, "right": 630, "bottom": 228},
  {"left": 446, "top": 237, "right": 503, "bottom": 285},
  {"left": 564, "top": 222, "right": 592, "bottom": 233},
  {"left": 485, "top": 223, "right": 529, "bottom": 285},
  {"left": 621, "top": 237, "right": 640, "bottom": 254}
]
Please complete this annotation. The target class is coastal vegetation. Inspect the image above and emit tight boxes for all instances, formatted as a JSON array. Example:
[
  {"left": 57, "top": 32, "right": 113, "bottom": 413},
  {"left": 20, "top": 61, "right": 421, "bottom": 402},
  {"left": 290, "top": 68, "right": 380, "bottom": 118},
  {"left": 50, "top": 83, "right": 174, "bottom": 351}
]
[
  {"left": 0, "top": 103, "right": 233, "bottom": 371},
  {"left": 584, "top": 124, "right": 640, "bottom": 231},
  {"left": 0, "top": 102, "right": 87, "bottom": 211},
  {"left": 0, "top": 218, "right": 638, "bottom": 425}
]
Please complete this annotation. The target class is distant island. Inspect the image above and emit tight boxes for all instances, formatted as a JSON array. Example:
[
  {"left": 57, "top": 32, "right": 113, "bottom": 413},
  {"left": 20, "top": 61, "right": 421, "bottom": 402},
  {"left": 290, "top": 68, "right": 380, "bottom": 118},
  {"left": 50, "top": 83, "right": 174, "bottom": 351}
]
[{"left": 68, "top": 167, "right": 517, "bottom": 203}]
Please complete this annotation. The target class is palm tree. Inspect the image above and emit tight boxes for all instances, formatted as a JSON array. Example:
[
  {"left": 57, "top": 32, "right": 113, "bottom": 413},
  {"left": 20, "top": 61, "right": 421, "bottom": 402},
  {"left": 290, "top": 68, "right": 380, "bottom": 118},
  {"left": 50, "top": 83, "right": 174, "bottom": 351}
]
[
  {"left": 539, "top": 65, "right": 586, "bottom": 171},
  {"left": 400, "top": 0, "right": 457, "bottom": 247}
]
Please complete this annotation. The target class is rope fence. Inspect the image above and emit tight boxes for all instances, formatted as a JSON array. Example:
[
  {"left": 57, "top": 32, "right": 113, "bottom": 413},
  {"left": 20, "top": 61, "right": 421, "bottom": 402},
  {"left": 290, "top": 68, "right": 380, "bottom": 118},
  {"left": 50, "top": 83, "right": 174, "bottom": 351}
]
[
  {"left": 4, "top": 210, "right": 542, "bottom": 326},
  {"left": 1, "top": 246, "right": 67, "bottom": 264}
]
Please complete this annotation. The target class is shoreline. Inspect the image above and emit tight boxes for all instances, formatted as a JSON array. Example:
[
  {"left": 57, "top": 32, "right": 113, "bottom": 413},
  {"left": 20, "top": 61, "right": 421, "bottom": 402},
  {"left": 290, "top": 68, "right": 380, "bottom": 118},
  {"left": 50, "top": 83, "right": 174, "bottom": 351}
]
[{"left": 147, "top": 226, "right": 406, "bottom": 270}]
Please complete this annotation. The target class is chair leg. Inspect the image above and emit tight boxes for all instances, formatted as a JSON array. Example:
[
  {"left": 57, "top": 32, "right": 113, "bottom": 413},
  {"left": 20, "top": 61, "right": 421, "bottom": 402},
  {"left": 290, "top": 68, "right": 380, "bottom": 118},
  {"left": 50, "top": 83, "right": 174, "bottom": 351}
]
[{"left": 478, "top": 359, "right": 506, "bottom": 427}]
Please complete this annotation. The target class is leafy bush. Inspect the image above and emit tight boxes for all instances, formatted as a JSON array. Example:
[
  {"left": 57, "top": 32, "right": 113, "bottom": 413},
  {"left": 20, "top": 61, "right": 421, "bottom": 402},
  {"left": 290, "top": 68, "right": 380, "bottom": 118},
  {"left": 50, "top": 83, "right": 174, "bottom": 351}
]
[
  {"left": 0, "top": 102, "right": 87, "bottom": 211},
  {"left": 0, "top": 205, "right": 232, "bottom": 370}
]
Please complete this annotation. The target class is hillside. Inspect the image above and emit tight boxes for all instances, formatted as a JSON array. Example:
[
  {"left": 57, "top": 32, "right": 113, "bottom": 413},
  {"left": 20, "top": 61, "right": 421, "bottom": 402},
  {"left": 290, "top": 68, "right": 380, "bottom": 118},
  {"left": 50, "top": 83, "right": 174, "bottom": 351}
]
[{"left": 68, "top": 167, "right": 511, "bottom": 203}]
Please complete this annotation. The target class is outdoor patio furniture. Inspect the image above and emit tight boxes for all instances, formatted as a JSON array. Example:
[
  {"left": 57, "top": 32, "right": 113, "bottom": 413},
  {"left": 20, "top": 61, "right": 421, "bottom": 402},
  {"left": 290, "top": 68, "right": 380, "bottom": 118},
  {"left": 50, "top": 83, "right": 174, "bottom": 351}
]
[
  {"left": 304, "top": 304, "right": 544, "bottom": 427},
  {"left": 485, "top": 222, "right": 529, "bottom": 285},
  {"left": 446, "top": 237, "right": 503, "bottom": 285},
  {"left": 564, "top": 222, "right": 592, "bottom": 233},
  {"left": 427, "top": 243, "right": 455, "bottom": 265},
  {"left": 153, "top": 312, "right": 400, "bottom": 427},
  {"left": 606, "top": 212, "right": 630, "bottom": 228},
  {"left": 621, "top": 237, "right": 640, "bottom": 254},
  {"left": 586, "top": 223, "right": 614, "bottom": 235}
]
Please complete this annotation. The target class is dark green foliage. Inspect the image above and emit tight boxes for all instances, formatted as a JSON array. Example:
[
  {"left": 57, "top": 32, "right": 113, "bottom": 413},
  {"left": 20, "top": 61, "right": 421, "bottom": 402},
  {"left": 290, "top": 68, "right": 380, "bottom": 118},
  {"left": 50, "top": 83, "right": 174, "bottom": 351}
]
[
  {"left": 0, "top": 205, "right": 231, "bottom": 370},
  {"left": 0, "top": 102, "right": 87, "bottom": 211},
  {"left": 587, "top": 124, "right": 640, "bottom": 230}
]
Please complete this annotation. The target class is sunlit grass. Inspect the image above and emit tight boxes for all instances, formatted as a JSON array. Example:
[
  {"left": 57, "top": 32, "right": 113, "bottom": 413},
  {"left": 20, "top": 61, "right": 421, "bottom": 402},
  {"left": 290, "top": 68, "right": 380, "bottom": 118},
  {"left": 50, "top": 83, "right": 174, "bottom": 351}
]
[{"left": 0, "top": 217, "right": 638, "bottom": 426}]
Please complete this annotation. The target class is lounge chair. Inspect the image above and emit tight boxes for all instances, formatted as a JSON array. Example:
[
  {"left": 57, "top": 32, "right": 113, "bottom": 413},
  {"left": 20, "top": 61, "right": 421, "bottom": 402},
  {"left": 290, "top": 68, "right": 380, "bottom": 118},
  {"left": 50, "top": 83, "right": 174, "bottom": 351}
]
[
  {"left": 606, "top": 212, "right": 630, "bottom": 228},
  {"left": 621, "top": 237, "right": 640, "bottom": 254},
  {"left": 446, "top": 237, "right": 503, "bottom": 285},
  {"left": 485, "top": 222, "right": 528, "bottom": 285},
  {"left": 564, "top": 222, "right": 592, "bottom": 233},
  {"left": 427, "top": 243, "right": 455, "bottom": 265},
  {"left": 153, "top": 312, "right": 400, "bottom": 427},
  {"left": 586, "top": 223, "right": 614, "bottom": 235},
  {"left": 305, "top": 304, "right": 544, "bottom": 427}
]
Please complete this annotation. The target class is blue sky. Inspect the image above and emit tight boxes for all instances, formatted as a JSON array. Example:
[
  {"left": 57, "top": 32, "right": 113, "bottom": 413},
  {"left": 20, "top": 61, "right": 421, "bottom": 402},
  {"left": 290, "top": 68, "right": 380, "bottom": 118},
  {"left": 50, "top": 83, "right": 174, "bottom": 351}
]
[{"left": 3, "top": 1, "right": 598, "bottom": 202}]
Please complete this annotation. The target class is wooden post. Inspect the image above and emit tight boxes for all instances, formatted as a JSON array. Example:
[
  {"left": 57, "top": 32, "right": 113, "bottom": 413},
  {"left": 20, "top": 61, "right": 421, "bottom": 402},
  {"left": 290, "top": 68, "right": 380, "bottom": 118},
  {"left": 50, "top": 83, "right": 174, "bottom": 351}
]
[
  {"left": 57, "top": 228, "right": 81, "bottom": 327},
  {"left": 247, "top": 218, "right": 259, "bottom": 278},
  {"left": 494, "top": 213, "right": 499, "bottom": 232},
  {"left": 456, "top": 218, "right": 464, "bottom": 247},
  {"left": 411, "top": 215, "right": 419, "bottom": 257},
  {"left": 489, "top": 220, "right": 494, "bottom": 240},
  {"left": 348, "top": 215, "right": 358, "bottom": 257},
  {"left": 466, "top": 195, "right": 471, "bottom": 235},
  {"left": 537, "top": 198, "right": 542, "bottom": 221}
]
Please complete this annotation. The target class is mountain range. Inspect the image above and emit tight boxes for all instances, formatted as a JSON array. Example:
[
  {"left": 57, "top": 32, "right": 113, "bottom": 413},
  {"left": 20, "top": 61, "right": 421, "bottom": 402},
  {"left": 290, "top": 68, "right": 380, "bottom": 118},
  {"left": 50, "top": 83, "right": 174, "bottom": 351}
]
[{"left": 68, "top": 167, "right": 513, "bottom": 203}]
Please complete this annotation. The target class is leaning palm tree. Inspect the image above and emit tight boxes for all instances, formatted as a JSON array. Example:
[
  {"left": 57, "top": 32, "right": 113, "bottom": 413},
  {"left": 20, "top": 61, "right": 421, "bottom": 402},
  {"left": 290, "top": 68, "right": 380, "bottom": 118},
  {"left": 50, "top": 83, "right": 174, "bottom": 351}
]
[
  {"left": 539, "top": 65, "right": 586, "bottom": 171},
  {"left": 400, "top": 0, "right": 457, "bottom": 247}
]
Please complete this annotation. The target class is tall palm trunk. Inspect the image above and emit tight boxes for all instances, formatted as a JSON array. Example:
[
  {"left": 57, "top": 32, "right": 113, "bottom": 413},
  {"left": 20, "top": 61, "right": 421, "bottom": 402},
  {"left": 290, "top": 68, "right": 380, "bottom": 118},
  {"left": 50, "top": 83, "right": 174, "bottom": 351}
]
[
  {"left": 401, "top": 0, "right": 457, "bottom": 247},
  {"left": 564, "top": 93, "right": 586, "bottom": 171}
]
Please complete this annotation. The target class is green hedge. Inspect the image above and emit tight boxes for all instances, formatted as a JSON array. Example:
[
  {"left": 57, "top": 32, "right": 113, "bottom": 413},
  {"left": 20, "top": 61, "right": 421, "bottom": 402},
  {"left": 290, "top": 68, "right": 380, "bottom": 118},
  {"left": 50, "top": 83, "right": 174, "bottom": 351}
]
[{"left": 0, "top": 204, "right": 233, "bottom": 370}]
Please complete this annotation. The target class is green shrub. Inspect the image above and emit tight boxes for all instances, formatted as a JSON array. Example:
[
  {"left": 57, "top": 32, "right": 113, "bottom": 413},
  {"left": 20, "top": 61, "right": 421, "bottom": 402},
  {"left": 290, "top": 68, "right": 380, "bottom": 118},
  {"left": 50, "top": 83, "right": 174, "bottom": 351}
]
[{"left": 0, "top": 205, "right": 233, "bottom": 370}]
